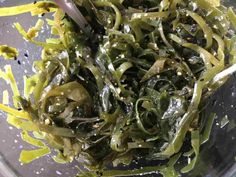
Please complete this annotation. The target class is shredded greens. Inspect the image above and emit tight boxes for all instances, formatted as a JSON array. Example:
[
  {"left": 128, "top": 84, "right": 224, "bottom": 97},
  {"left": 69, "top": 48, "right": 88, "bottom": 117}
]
[
  {"left": 0, "top": 45, "right": 18, "bottom": 60},
  {"left": 0, "top": 1, "right": 57, "bottom": 16},
  {"left": 0, "top": 0, "right": 236, "bottom": 176}
]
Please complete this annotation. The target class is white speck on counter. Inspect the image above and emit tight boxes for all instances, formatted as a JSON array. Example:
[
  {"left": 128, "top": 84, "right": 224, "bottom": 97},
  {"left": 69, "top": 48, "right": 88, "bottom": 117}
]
[
  {"left": 14, "top": 139, "right": 18, "bottom": 143},
  {"left": 56, "top": 171, "right": 62, "bottom": 175},
  {"left": 2, "top": 139, "right": 6, "bottom": 143},
  {"left": 35, "top": 171, "right": 40, "bottom": 175},
  {"left": 9, "top": 126, "right": 13, "bottom": 130},
  {"left": 40, "top": 168, "right": 44, "bottom": 171},
  {"left": 24, "top": 69, "right": 28, "bottom": 74}
]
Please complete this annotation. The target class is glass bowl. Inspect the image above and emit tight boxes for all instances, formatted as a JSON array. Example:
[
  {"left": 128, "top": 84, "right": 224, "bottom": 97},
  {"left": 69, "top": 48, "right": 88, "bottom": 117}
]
[{"left": 0, "top": 1, "right": 235, "bottom": 177}]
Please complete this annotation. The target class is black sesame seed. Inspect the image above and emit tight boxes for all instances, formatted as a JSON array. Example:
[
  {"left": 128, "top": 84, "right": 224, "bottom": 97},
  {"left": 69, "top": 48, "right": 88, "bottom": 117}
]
[
  {"left": 41, "top": 13, "right": 45, "bottom": 17},
  {"left": 17, "top": 60, "right": 21, "bottom": 65},
  {"left": 14, "top": 56, "right": 17, "bottom": 60},
  {"left": 200, "top": 78, "right": 204, "bottom": 82},
  {"left": 24, "top": 53, "right": 28, "bottom": 58},
  {"left": 17, "top": 108, "right": 22, "bottom": 111},
  {"left": 33, "top": 1, "right": 37, "bottom": 4}
]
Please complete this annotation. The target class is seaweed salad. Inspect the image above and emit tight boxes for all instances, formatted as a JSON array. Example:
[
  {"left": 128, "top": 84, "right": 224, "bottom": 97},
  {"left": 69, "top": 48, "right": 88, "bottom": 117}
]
[{"left": 0, "top": 0, "right": 236, "bottom": 176}]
